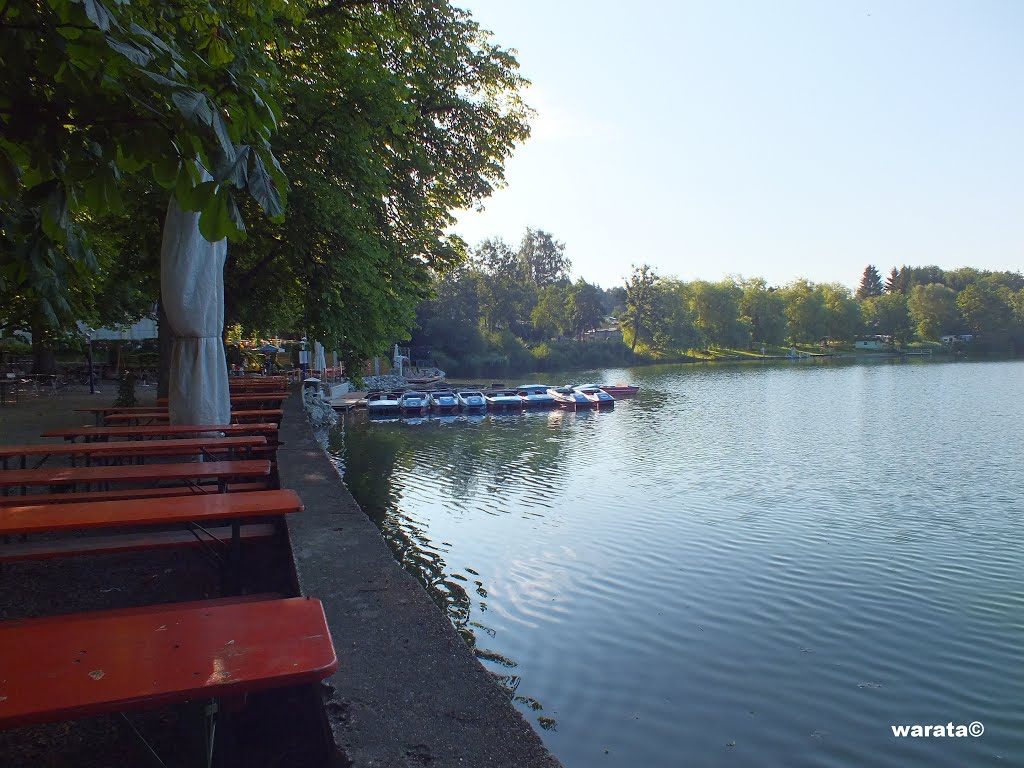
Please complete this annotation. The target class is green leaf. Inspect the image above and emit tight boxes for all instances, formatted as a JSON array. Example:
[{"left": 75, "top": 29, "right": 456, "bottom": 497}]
[
  {"left": 210, "top": 110, "right": 235, "bottom": 160},
  {"left": 176, "top": 179, "right": 217, "bottom": 212},
  {"left": 197, "top": 186, "right": 232, "bottom": 242},
  {"left": 247, "top": 150, "right": 284, "bottom": 218},
  {"left": 75, "top": 0, "right": 117, "bottom": 32},
  {"left": 106, "top": 36, "right": 152, "bottom": 66},
  {"left": 140, "top": 69, "right": 181, "bottom": 89},
  {"left": 215, "top": 145, "right": 249, "bottom": 188},
  {"left": 172, "top": 90, "right": 213, "bottom": 126},
  {"left": 152, "top": 155, "right": 179, "bottom": 188}
]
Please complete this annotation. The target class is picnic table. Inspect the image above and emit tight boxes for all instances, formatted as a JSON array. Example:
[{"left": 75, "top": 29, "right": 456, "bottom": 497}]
[
  {"left": 102, "top": 409, "right": 283, "bottom": 426},
  {"left": 42, "top": 423, "right": 279, "bottom": 443},
  {"left": 77, "top": 396, "right": 286, "bottom": 424},
  {"left": 0, "top": 596, "right": 337, "bottom": 732},
  {"left": 0, "top": 459, "right": 271, "bottom": 496},
  {"left": 0, "top": 436, "right": 268, "bottom": 470}
]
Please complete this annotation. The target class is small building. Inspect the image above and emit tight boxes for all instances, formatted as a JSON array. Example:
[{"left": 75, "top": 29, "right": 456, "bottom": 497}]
[
  {"left": 583, "top": 327, "right": 623, "bottom": 342},
  {"left": 940, "top": 334, "right": 974, "bottom": 345},
  {"left": 855, "top": 336, "right": 887, "bottom": 350}
]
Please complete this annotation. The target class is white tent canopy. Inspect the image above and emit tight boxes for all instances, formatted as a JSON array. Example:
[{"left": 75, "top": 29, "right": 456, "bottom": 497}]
[{"left": 160, "top": 192, "right": 230, "bottom": 427}]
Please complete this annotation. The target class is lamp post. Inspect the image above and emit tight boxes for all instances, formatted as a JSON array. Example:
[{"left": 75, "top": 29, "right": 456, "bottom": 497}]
[
  {"left": 84, "top": 328, "right": 95, "bottom": 395},
  {"left": 300, "top": 335, "right": 308, "bottom": 380}
]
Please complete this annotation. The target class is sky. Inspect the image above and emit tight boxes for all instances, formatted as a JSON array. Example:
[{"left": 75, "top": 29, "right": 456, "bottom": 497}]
[{"left": 450, "top": 0, "right": 1024, "bottom": 291}]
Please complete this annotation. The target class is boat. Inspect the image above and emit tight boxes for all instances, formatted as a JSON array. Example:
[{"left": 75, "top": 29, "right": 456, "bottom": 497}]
[
  {"left": 547, "top": 385, "right": 593, "bottom": 409},
  {"left": 456, "top": 390, "right": 487, "bottom": 410},
  {"left": 398, "top": 391, "right": 429, "bottom": 415},
  {"left": 598, "top": 384, "right": 639, "bottom": 397},
  {"left": 516, "top": 384, "right": 558, "bottom": 408},
  {"left": 485, "top": 389, "right": 524, "bottom": 409},
  {"left": 574, "top": 384, "right": 616, "bottom": 407},
  {"left": 428, "top": 390, "right": 459, "bottom": 412},
  {"left": 366, "top": 391, "right": 400, "bottom": 416}
]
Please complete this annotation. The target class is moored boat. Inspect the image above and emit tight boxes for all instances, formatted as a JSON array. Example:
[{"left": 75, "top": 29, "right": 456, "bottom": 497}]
[
  {"left": 428, "top": 390, "right": 459, "bottom": 412},
  {"left": 599, "top": 384, "right": 639, "bottom": 397},
  {"left": 516, "top": 384, "right": 557, "bottom": 408},
  {"left": 398, "top": 391, "right": 429, "bottom": 415},
  {"left": 485, "top": 389, "right": 524, "bottom": 409},
  {"left": 366, "top": 391, "right": 401, "bottom": 416},
  {"left": 456, "top": 390, "right": 487, "bottom": 410},
  {"left": 547, "top": 385, "right": 593, "bottom": 409},
  {"left": 574, "top": 384, "right": 616, "bottom": 407}
]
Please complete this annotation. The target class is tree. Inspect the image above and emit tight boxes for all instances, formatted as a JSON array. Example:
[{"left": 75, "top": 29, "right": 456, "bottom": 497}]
[
  {"left": 957, "top": 282, "right": 1014, "bottom": 336},
  {"left": 885, "top": 267, "right": 909, "bottom": 295},
  {"left": 739, "top": 277, "right": 786, "bottom": 347},
  {"left": 1, "top": 0, "right": 292, "bottom": 366},
  {"left": 862, "top": 293, "right": 914, "bottom": 345},
  {"left": 907, "top": 283, "right": 958, "bottom": 340},
  {"left": 820, "top": 283, "right": 862, "bottom": 342},
  {"left": 622, "top": 264, "right": 659, "bottom": 352},
  {"left": 565, "top": 279, "right": 603, "bottom": 339},
  {"left": 687, "top": 280, "right": 747, "bottom": 349},
  {"left": 782, "top": 279, "right": 827, "bottom": 343},
  {"left": 518, "top": 228, "right": 570, "bottom": 288},
  {"left": 856, "top": 265, "right": 884, "bottom": 299},
  {"left": 531, "top": 285, "right": 568, "bottom": 339}
]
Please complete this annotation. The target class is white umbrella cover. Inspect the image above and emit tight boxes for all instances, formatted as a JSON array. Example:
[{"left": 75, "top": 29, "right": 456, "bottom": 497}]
[
  {"left": 160, "top": 192, "right": 230, "bottom": 427},
  {"left": 314, "top": 341, "right": 327, "bottom": 373}
]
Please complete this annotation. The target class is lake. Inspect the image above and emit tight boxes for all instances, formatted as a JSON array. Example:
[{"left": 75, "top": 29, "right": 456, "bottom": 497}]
[{"left": 326, "top": 359, "right": 1024, "bottom": 767}]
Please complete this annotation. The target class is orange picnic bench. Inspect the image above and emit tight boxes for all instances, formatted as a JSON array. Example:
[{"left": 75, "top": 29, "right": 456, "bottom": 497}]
[
  {"left": 0, "top": 596, "right": 337, "bottom": 742},
  {"left": 103, "top": 409, "right": 283, "bottom": 426},
  {"left": 42, "top": 423, "right": 279, "bottom": 444},
  {"left": 0, "top": 459, "right": 271, "bottom": 497},
  {"left": 0, "top": 489, "right": 302, "bottom": 564},
  {"left": 0, "top": 436, "right": 267, "bottom": 470}
]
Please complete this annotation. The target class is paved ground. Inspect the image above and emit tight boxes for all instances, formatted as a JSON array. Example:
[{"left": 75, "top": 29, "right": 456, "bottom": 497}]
[{"left": 279, "top": 396, "right": 563, "bottom": 768}]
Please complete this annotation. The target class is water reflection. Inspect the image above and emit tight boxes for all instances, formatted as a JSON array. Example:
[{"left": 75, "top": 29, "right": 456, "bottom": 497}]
[{"left": 328, "top": 410, "right": 573, "bottom": 718}]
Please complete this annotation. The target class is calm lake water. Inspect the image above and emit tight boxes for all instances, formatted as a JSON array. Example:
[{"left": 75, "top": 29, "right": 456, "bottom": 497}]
[{"left": 326, "top": 359, "right": 1024, "bottom": 767}]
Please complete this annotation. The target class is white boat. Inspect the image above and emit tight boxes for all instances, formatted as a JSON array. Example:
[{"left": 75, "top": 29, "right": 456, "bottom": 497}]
[
  {"left": 398, "top": 391, "right": 429, "bottom": 415},
  {"left": 573, "top": 384, "right": 616, "bottom": 407},
  {"left": 547, "top": 385, "right": 592, "bottom": 409},
  {"left": 366, "top": 391, "right": 401, "bottom": 415},
  {"left": 485, "top": 389, "right": 524, "bottom": 409},
  {"left": 516, "top": 384, "right": 557, "bottom": 408},
  {"left": 428, "top": 390, "right": 459, "bottom": 412},
  {"left": 456, "top": 390, "right": 487, "bottom": 410}
]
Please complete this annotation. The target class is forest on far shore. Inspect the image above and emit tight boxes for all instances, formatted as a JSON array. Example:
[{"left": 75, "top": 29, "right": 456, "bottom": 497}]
[{"left": 411, "top": 229, "right": 1024, "bottom": 376}]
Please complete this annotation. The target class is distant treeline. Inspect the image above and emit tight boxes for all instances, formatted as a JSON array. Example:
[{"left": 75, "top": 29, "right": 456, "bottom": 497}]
[{"left": 412, "top": 229, "right": 1024, "bottom": 376}]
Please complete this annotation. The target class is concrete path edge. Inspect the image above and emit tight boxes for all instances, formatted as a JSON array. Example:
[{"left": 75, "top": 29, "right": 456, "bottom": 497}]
[{"left": 278, "top": 394, "right": 563, "bottom": 768}]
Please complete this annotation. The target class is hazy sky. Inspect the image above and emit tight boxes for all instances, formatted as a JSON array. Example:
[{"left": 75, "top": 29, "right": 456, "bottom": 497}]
[{"left": 450, "top": 0, "right": 1023, "bottom": 290}]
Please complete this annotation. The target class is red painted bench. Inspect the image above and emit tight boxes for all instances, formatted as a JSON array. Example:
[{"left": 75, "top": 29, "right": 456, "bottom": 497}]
[
  {"left": 0, "top": 482, "right": 269, "bottom": 507},
  {"left": 0, "top": 597, "right": 337, "bottom": 730},
  {"left": 0, "top": 436, "right": 268, "bottom": 470},
  {"left": 103, "top": 409, "right": 283, "bottom": 426},
  {"left": 0, "top": 459, "right": 271, "bottom": 494},
  {"left": 41, "top": 423, "right": 279, "bottom": 444}
]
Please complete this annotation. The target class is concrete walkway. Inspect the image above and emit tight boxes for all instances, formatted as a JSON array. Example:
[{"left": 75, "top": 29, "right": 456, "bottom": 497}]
[{"left": 278, "top": 395, "right": 562, "bottom": 768}]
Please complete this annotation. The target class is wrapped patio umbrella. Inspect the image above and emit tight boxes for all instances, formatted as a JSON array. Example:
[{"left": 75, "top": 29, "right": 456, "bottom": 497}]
[
  {"left": 160, "top": 194, "right": 230, "bottom": 427},
  {"left": 314, "top": 341, "right": 327, "bottom": 373}
]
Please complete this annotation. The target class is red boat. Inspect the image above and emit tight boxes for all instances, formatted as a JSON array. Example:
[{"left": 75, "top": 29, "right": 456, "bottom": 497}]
[{"left": 599, "top": 384, "right": 639, "bottom": 397}]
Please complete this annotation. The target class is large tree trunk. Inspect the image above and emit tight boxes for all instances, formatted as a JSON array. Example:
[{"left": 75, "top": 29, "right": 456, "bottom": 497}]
[
  {"left": 157, "top": 301, "right": 172, "bottom": 399},
  {"left": 30, "top": 316, "right": 58, "bottom": 374}
]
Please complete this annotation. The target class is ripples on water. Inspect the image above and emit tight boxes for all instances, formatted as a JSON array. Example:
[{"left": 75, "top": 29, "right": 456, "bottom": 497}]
[{"left": 328, "top": 360, "right": 1024, "bottom": 767}]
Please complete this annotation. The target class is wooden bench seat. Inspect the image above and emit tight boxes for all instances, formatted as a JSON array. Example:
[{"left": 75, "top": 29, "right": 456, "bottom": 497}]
[
  {"left": 103, "top": 409, "right": 283, "bottom": 426},
  {"left": 0, "top": 437, "right": 268, "bottom": 469},
  {"left": 0, "top": 489, "right": 301, "bottom": 535},
  {"left": 0, "top": 523, "right": 278, "bottom": 562},
  {"left": 42, "top": 423, "right": 279, "bottom": 443},
  {"left": 0, "top": 481, "right": 270, "bottom": 506},
  {"left": 0, "top": 460, "right": 271, "bottom": 493},
  {"left": 0, "top": 597, "right": 337, "bottom": 729}
]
